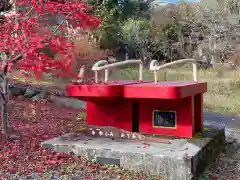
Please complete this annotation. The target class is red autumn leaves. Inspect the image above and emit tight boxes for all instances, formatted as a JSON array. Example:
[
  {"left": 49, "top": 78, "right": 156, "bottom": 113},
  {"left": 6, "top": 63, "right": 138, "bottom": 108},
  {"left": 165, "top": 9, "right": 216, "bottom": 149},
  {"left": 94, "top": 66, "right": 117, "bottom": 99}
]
[
  {"left": 0, "top": 0, "right": 101, "bottom": 79},
  {"left": 0, "top": 100, "right": 82, "bottom": 175}
]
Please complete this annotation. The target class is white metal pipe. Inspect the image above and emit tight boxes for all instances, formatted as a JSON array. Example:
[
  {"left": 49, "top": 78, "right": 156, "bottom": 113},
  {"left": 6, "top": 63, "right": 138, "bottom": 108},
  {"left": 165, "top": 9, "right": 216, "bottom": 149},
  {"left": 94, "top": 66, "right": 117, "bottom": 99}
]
[
  {"left": 150, "top": 60, "right": 159, "bottom": 71},
  {"left": 92, "top": 60, "right": 142, "bottom": 70},
  {"left": 105, "top": 69, "right": 109, "bottom": 82},
  {"left": 150, "top": 60, "right": 159, "bottom": 84},
  {"left": 92, "top": 60, "right": 108, "bottom": 83},
  {"left": 95, "top": 71, "right": 98, "bottom": 84},
  {"left": 192, "top": 62, "right": 197, "bottom": 82},
  {"left": 92, "top": 60, "right": 143, "bottom": 83},
  {"left": 149, "top": 59, "right": 198, "bottom": 84},
  {"left": 154, "top": 70, "right": 158, "bottom": 83},
  {"left": 139, "top": 63, "right": 143, "bottom": 81}
]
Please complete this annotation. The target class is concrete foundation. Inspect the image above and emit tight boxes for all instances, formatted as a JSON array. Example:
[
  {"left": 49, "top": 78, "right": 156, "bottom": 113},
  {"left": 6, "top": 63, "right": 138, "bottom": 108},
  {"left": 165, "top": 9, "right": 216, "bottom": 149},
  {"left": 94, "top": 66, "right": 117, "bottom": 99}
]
[{"left": 41, "top": 124, "right": 225, "bottom": 180}]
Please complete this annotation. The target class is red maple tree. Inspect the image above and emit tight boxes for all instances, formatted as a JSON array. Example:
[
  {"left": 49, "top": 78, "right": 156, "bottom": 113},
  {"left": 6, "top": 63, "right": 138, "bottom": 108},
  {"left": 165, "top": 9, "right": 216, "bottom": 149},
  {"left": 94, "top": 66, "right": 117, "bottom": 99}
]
[{"left": 0, "top": 0, "right": 101, "bottom": 135}]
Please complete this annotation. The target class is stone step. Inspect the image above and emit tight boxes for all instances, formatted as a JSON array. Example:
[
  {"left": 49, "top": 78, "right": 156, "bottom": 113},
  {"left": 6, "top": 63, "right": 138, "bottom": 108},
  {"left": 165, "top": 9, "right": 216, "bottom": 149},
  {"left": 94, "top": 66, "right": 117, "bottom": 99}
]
[{"left": 41, "top": 124, "right": 225, "bottom": 180}]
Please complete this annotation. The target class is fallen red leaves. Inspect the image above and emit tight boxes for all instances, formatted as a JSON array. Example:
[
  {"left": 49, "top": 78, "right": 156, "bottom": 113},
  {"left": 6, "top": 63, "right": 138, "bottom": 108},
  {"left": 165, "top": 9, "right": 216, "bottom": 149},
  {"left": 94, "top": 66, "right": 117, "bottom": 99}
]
[
  {"left": 0, "top": 99, "right": 85, "bottom": 175},
  {"left": 0, "top": 100, "right": 179, "bottom": 179}
]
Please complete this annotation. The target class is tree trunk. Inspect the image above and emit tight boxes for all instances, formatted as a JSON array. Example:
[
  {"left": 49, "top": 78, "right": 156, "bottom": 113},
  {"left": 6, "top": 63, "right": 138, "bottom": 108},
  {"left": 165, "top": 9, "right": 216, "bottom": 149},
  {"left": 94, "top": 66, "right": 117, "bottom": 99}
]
[
  {"left": 1, "top": 76, "right": 9, "bottom": 134},
  {"left": 1, "top": 99, "right": 8, "bottom": 134},
  {"left": 140, "top": 49, "right": 148, "bottom": 67}
]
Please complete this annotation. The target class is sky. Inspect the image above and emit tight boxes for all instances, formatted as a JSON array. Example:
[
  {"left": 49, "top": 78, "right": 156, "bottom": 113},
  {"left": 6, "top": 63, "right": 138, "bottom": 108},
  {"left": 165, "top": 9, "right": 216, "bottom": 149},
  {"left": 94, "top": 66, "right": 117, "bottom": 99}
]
[{"left": 157, "top": 0, "right": 200, "bottom": 4}]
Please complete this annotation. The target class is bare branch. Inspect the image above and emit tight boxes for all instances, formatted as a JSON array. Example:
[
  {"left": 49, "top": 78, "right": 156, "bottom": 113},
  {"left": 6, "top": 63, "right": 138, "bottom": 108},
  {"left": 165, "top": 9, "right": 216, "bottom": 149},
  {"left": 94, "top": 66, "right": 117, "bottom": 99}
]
[
  {"left": 46, "top": 12, "right": 72, "bottom": 42},
  {"left": 10, "top": 54, "right": 23, "bottom": 63}
]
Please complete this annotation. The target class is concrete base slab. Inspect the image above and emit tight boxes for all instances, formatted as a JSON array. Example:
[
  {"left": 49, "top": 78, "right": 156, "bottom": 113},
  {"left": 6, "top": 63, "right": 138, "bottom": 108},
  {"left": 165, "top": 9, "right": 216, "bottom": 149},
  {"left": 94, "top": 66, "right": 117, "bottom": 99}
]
[{"left": 41, "top": 124, "right": 225, "bottom": 180}]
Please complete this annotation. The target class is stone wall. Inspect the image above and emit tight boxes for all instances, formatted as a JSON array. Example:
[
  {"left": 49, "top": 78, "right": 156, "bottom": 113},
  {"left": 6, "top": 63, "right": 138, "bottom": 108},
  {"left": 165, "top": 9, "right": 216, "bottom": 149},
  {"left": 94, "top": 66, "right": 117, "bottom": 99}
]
[{"left": 9, "top": 83, "right": 86, "bottom": 109}]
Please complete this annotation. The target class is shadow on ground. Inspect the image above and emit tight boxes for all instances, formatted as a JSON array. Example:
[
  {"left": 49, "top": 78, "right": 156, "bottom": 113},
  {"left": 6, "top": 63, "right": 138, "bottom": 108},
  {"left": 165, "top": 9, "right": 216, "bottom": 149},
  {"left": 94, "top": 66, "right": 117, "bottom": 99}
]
[
  {"left": 204, "top": 112, "right": 240, "bottom": 139},
  {"left": 204, "top": 112, "right": 239, "bottom": 128}
]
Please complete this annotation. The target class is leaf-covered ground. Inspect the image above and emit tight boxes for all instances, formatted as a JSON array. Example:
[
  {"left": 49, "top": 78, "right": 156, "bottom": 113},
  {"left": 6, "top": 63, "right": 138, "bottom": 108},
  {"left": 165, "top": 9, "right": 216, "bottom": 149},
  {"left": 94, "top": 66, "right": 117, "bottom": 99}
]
[
  {"left": 0, "top": 99, "right": 239, "bottom": 180},
  {"left": 0, "top": 99, "right": 159, "bottom": 180}
]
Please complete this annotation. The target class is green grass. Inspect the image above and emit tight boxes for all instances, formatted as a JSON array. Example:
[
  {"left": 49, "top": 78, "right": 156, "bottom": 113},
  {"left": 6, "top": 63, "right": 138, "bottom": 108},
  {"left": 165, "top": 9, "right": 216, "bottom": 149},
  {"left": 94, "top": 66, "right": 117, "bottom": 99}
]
[{"left": 110, "top": 66, "right": 240, "bottom": 115}]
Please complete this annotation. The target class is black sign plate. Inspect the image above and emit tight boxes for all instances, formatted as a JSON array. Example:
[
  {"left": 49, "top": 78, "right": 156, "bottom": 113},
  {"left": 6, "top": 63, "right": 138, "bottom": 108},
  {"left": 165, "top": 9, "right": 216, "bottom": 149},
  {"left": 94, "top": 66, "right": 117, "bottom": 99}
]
[
  {"left": 96, "top": 156, "right": 120, "bottom": 166},
  {"left": 153, "top": 110, "right": 176, "bottom": 128}
]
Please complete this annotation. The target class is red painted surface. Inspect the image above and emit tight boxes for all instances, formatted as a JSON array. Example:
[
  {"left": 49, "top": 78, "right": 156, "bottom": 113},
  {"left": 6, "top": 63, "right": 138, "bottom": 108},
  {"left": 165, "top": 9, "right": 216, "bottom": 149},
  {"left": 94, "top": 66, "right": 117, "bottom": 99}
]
[
  {"left": 67, "top": 80, "right": 143, "bottom": 98},
  {"left": 67, "top": 80, "right": 142, "bottom": 131},
  {"left": 123, "top": 81, "right": 207, "bottom": 137},
  {"left": 137, "top": 96, "right": 196, "bottom": 138},
  {"left": 124, "top": 81, "right": 207, "bottom": 99},
  {"left": 87, "top": 99, "right": 133, "bottom": 131},
  {"left": 67, "top": 80, "right": 207, "bottom": 138}
]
